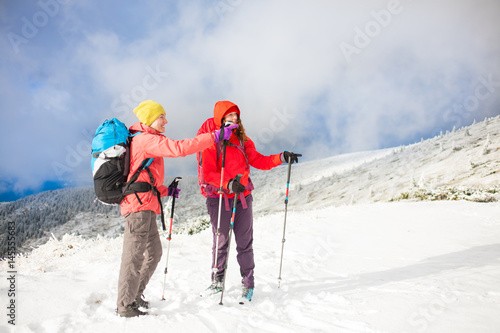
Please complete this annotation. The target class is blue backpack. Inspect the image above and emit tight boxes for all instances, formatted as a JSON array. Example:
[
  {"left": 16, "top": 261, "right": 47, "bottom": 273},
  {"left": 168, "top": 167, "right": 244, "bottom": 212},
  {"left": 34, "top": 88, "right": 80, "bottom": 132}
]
[{"left": 91, "top": 118, "right": 153, "bottom": 205}]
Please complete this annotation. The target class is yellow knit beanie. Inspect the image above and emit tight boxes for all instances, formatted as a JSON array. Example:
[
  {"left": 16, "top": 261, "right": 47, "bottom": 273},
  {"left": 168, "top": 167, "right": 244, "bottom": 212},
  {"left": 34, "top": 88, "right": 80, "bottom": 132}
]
[{"left": 133, "top": 100, "right": 165, "bottom": 126}]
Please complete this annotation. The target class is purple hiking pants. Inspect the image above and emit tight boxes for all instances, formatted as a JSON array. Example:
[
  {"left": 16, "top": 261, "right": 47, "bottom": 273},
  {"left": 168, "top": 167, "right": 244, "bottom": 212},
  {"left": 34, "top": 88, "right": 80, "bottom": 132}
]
[{"left": 207, "top": 194, "right": 255, "bottom": 289}]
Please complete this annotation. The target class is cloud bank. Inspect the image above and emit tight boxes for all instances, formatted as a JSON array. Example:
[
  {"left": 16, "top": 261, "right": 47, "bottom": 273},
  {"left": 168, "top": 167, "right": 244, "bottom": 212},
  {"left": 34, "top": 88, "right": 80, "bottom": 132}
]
[{"left": 1, "top": 0, "right": 499, "bottom": 199}]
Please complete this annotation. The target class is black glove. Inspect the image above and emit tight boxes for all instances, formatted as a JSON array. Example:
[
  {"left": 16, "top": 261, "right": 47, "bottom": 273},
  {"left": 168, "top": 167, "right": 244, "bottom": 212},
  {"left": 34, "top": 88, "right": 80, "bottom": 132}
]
[
  {"left": 281, "top": 151, "right": 302, "bottom": 164},
  {"left": 227, "top": 178, "right": 245, "bottom": 194}
]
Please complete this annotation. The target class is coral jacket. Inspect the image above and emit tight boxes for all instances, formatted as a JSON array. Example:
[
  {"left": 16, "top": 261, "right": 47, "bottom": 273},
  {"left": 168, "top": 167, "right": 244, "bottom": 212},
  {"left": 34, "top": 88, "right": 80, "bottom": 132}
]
[
  {"left": 201, "top": 101, "right": 283, "bottom": 199},
  {"left": 121, "top": 122, "right": 214, "bottom": 216}
]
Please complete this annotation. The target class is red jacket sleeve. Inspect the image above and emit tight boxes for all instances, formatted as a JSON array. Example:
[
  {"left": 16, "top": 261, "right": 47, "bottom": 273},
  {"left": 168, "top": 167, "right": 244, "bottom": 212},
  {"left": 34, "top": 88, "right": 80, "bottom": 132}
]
[
  {"left": 201, "top": 137, "right": 282, "bottom": 192},
  {"left": 244, "top": 138, "right": 282, "bottom": 170},
  {"left": 121, "top": 130, "right": 215, "bottom": 216}
]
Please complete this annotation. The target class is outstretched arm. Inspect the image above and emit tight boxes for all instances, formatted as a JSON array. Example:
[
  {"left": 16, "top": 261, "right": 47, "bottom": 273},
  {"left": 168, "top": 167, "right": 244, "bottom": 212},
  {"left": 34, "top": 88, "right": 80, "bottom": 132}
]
[{"left": 245, "top": 138, "right": 283, "bottom": 170}]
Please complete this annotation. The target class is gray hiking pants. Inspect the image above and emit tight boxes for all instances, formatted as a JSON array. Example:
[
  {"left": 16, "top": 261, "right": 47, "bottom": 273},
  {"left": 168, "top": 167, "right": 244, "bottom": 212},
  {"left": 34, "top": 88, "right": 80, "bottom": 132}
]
[
  {"left": 116, "top": 210, "right": 162, "bottom": 312},
  {"left": 207, "top": 194, "right": 255, "bottom": 288}
]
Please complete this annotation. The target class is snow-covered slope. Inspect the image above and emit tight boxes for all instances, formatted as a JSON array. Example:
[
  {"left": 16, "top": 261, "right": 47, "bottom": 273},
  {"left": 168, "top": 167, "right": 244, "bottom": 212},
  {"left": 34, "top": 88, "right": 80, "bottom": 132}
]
[
  {"left": 5, "top": 116, "right": 500, "bottom": 251},
  {"left": 1, "top": 117, "right": 499, "bottom": 332},
  {"left": 252, "top": 115, "right": 500, "bottom": 212},
  {"left": 2, "top": 201, "right": 499, "bottom": 332},
  {"left": 172, "top": 115, "right": 500, "bottom": 230}
]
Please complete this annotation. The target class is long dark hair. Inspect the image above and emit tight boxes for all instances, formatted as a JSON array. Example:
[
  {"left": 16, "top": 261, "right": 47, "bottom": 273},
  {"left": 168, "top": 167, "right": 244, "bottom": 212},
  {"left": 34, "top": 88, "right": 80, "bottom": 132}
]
[{"left": 234, "top": 118, "right": 247, "bottom": 142}]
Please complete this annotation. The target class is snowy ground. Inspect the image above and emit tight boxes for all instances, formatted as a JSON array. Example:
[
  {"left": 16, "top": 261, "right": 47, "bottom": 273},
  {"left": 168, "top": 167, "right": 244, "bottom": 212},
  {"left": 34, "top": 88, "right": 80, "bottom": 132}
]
[
  {"left": 2, "top": 117, "right": 500, "bottom": 332},
  {"left": 1, "top": 200, "right": 500, "bottom": 332}
]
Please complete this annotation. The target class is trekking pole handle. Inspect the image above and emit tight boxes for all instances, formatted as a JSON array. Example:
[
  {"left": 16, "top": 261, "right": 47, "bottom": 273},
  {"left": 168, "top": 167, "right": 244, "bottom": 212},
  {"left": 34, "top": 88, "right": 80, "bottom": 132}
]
[
  {"left": 286, "top": 152, "right": 293, "bottom": 182},
  {"left": 235, "top": 174, "right": 242, "bottom": 189},
  {"left": 284, "top": 155, "right": 292, "bottom": 204},
  {"left": 169, "top": 176, "right": 182, "bottom": 189}
]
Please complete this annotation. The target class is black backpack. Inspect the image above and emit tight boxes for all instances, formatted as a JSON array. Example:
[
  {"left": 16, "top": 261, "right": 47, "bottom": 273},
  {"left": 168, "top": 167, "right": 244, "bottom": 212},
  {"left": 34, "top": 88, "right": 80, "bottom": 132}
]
[
  {"left": 91, "top": 118, "right": 155, "bottom": 204},
  {"left": 91, "top": 118, "right": 170, "bottom": 230}
]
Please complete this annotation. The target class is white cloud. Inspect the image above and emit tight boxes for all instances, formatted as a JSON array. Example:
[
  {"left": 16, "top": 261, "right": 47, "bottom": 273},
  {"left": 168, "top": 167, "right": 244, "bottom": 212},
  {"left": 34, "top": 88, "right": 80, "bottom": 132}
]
[
  {"left": 1, "top": 0, "right": 499, "bottom": 197},
  {"left": 32, "top": 86, "right": 71, "bottom": 115}
]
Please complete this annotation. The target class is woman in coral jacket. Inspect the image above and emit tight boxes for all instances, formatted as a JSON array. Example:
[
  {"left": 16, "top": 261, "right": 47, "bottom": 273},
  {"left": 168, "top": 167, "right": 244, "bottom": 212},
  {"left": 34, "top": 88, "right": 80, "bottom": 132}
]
[
  {"left": 117, "top": 100, "right": 236, "bottom": 317},
  {"left": 200, "top": 100, "right": 301, "bottom": 303}
]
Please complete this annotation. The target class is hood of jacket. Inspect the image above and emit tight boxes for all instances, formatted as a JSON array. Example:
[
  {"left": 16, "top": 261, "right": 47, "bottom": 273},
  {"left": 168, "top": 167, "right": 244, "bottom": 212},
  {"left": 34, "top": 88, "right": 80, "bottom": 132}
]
[
  {"left": 128, "top": 122, "right": 160, "bottom": 135},
  {"left": 213, "top": 101, "right": 240, "bottom": 129}
]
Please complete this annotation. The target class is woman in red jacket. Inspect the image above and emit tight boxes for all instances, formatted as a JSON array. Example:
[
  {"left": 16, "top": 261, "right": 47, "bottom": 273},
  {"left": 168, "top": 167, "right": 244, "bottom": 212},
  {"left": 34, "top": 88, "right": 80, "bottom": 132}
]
[
  {"left": 117, "top": 100, "right": 236, "bottom": 317},
  {"left": 200, "top": 101, "right": 300, "bottom": 303}
]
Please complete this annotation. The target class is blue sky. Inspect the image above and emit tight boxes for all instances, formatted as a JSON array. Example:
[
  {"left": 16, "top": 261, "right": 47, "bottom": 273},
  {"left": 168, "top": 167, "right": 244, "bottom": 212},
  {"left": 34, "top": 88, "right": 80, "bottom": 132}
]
[{"left": 1, "top": 0, "right": 499, "bottom": 201}]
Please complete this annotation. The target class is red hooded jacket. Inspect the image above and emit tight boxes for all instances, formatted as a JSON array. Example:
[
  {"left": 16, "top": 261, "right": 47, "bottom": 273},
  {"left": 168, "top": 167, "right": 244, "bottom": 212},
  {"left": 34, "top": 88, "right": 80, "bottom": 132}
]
[
  {"left": 121, "top": 122, "right": 215, "bottom": 216},
  {"left": 201, "top": 101, "right": 283, "bottom": 199}
]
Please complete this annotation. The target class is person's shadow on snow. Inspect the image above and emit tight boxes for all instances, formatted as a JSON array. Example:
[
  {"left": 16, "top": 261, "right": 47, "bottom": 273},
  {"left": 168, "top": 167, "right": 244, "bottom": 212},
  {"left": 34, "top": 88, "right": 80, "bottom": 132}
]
[{"left": 292, "top": 243, "right": 500, "bottom": 294}]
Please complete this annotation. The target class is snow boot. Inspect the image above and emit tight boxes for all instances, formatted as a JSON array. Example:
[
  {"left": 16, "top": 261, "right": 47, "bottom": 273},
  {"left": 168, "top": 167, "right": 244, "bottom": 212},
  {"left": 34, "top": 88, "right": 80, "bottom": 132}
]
[
  {"left": 200, "top": 280, "right": 223, "bottom": 297},
  {"left": 135, "top": 295, "right": 150, "bottom": 309},
  {"left": 118, "top": 302, "right": 147, "bottom": 318},
  {"left": 239, "top": 286, "right": 253, "bottom": 304}
]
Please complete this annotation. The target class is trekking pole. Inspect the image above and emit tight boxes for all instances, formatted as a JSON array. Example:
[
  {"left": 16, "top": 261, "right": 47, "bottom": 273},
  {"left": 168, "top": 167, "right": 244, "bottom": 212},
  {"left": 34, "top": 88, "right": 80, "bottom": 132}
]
[
  {"left": 161, "top": 176, "right": 182, "bottom": 301},
  {"left": 278, "top": 154, "right": 294, "bottom": 288},
  {"left": 219, "top": 174, "right": 242, "bottom": 305},
  {"left": 213, "top": 122, "right": 230, "bottom": 278}
]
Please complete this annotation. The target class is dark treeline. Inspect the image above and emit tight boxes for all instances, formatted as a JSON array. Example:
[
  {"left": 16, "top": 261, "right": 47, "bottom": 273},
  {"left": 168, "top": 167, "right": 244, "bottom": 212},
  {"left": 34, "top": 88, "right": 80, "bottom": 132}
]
[{"left": 0, "top": 187, "right": 119, "bottom": 257}]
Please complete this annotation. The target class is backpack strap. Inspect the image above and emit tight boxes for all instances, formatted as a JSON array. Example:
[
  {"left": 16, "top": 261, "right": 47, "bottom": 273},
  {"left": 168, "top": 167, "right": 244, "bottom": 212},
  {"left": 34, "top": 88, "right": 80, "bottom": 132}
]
[
  {"left": 124, "top": 132, "right": 167, "bottom": 230},
  {"left": 215, "top": 139, "right": 252, "bottom": 210},
  {"left": 216, "top": 139, "right": 249, "bottom": 169},
  {"left": 126, "top": 158, "right": 153, "bottom": 183},
  {"left": 122, "top": 159, "right": 166, "bottom": 231},
  {"left": 199, "top": 139, "right": 252, "bottom": 205},
  {"left": 125, "top": 132, "right": 154, "bottom": 189}
]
